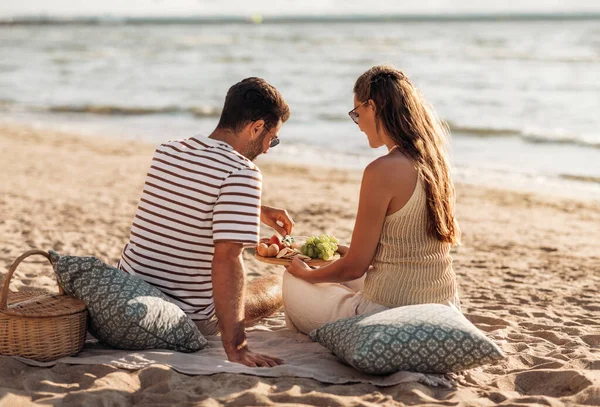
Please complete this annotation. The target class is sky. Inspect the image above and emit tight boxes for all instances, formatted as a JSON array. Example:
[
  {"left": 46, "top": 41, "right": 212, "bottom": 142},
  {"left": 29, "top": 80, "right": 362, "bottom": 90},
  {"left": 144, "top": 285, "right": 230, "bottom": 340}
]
[{"left": 2, "top": 0, "right": 600, "bottom": 17}]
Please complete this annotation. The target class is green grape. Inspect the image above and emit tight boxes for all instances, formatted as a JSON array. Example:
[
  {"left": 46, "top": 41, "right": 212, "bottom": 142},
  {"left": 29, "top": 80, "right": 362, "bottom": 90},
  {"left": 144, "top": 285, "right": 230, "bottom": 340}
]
[{"left": 300, "top": 234, "right": 340, "bottom": 259}]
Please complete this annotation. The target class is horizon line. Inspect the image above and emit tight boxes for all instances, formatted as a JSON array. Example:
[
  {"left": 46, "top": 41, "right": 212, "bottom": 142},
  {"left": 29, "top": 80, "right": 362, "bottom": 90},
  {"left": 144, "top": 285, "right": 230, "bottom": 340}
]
[{"left": 2, "top": 11, "right": 600, "bottom": 25}]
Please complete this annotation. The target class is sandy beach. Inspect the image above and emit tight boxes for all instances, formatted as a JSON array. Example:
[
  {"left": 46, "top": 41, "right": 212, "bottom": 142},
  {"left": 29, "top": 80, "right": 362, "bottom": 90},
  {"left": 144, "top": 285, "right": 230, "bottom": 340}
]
[{"left": 1, "top": 123, "right": 599, "bottom": 406}]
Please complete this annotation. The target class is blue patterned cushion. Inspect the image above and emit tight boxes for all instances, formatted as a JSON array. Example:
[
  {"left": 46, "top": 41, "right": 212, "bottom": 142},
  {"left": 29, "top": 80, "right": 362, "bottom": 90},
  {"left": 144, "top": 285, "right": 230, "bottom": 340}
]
[
  {"left": 49, "top": 251, "right": 207, "bottom": 352},
  {"left": 310, "top": 304, "right": 504, "bottom": 374}
]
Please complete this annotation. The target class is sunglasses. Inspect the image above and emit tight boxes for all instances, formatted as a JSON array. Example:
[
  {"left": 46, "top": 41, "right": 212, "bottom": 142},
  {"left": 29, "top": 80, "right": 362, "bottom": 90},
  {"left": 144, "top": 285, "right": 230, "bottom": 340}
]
[
  {"left": 348, "top": 100, "right": 369, "bottom": 124},
  {"left": 266, "top": 127, "right": 280, "bottom": 148}
]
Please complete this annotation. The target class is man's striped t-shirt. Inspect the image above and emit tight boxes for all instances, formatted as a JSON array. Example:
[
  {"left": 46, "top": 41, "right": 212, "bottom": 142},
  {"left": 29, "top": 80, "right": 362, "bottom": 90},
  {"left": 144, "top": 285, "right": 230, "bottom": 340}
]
[{"left": 117, "top": 135, "right": 262, "bottom": 322}]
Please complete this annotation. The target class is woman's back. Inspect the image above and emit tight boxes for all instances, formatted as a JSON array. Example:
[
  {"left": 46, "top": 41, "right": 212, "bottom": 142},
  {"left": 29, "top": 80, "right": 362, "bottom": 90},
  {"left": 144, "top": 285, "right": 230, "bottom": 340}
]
[
  {"left": 283, "top": 64, "right": 461, "bottom": 335},
  {"left": 363, "top": 174, "right": 458, "bottom": 308}
]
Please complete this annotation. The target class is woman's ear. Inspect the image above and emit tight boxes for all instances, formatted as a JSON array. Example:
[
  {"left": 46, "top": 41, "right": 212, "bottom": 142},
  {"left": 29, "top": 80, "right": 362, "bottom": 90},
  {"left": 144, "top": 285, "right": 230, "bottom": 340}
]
[{"left": 367, "top": 99, "right": 376, "bottom": 114}]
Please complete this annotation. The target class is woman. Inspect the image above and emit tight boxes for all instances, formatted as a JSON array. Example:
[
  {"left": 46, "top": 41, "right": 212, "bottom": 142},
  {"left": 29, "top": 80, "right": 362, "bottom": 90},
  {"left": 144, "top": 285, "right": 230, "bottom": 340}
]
[{"left": 283, "top": 65, "right": 461, "bottom": 334}]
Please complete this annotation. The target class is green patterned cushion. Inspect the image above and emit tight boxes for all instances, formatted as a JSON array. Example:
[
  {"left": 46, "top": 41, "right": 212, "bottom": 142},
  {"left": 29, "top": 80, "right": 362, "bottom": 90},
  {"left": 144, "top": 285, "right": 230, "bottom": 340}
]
[
  {"left": 49, "top": 251, "right": 207, "bottom": 352},
  {"left": 310, "top": 304, "right": 504, "bottom": 374}
]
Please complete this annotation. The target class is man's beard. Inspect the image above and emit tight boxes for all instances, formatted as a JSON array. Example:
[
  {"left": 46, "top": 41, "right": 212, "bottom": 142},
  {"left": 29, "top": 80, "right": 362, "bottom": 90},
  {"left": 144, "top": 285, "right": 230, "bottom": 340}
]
[{"left": 242, "top": 128, "right": 268, "bottom": 161}]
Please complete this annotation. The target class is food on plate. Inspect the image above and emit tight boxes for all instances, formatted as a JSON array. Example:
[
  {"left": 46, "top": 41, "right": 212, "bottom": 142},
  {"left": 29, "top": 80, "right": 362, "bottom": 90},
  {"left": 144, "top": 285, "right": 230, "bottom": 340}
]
[
  {"left": 281, "top": 235, "right": 295, "bottom": 248},
  {"left": 256, "top": 234, "right": 341, "bottom": 263},
  {"left": 256, "top": 243, "right": 269, "bottom": 257},
  {"left": 276, "top": 247, "right": 291, "bottom": 258},
  {"left": 268, "top": 234, "right": 283, "bottom": 251},
  {"left": 256, "top": 234, "right": 313, "bottom": 261},
  {"left": 301, "top": 235, "right": 339, "bottom": 260}
]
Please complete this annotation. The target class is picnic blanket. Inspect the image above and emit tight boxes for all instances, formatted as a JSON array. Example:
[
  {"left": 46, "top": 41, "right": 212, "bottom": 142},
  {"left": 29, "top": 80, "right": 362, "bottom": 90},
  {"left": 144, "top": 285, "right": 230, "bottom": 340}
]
[{"left": 13, "top": 313, "right": 453, "bottom": 388}]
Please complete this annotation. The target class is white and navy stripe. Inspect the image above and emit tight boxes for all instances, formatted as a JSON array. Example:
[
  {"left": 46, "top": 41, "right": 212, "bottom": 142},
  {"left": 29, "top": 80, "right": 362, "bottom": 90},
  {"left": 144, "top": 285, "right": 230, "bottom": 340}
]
[{"left": 118, "top": 135, "right": 261, "bottom": 321}]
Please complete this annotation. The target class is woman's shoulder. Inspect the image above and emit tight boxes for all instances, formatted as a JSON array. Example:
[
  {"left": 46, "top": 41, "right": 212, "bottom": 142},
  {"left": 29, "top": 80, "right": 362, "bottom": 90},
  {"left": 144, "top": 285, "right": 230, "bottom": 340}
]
[
  {"left": 365, "top": 152, "right": 417, "bottom": 182},
  {"left": 362, "top": 153, "right": 418, "bottom": 207}
]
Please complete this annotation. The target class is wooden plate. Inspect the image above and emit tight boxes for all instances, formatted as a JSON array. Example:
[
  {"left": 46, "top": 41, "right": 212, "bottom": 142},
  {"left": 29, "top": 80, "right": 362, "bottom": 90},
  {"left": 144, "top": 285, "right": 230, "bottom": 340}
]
[{"left": 254, "top": 251, "right": 343, "bottom": 267}]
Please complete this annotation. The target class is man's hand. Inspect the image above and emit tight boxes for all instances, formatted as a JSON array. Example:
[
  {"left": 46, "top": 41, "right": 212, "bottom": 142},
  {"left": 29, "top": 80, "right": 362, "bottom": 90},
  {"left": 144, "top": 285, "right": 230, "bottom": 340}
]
[
  {"left": 260, "top": 205, "right": 294, "bottom": 236},
  {"left": 226, "top": 346, "right": 284, "bottom": 368}
]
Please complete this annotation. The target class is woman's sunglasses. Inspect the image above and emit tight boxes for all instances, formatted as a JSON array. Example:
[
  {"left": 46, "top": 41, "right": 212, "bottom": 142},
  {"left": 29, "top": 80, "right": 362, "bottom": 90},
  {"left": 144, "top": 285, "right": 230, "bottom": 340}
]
[{"left": 348, "top": 100, "right": 369, "bottom": 124}]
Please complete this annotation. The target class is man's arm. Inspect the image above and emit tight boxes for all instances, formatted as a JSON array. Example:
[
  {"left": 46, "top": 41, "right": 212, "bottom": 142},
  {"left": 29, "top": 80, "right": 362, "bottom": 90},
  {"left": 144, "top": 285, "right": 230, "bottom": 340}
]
[{"left": 212, "top": 241, "right": 283, "bottom": 367}]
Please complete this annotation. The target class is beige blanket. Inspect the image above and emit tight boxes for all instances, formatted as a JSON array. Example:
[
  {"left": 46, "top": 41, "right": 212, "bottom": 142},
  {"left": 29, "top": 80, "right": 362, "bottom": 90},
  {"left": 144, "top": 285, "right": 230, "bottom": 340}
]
[{"left": 14, "top": 313, "right": 452, "bottom": 388}]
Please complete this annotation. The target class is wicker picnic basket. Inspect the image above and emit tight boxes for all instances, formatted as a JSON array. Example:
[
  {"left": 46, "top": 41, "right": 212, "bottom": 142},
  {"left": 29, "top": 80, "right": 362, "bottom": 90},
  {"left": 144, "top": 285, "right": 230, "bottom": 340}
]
[{"left": 0, "top": 250, "right": 88, "bottom": 362}]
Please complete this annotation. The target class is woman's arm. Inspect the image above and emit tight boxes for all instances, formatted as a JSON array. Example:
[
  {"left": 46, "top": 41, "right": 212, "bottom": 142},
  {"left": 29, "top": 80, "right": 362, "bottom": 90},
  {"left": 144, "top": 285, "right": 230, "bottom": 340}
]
[{"left": 287, "top": 159, "right": 392, "bottom": 283}]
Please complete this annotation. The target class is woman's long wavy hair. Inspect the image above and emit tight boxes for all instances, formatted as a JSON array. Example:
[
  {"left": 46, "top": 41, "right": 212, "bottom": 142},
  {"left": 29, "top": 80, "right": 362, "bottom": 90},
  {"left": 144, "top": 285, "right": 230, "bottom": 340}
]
[{"left": 354, "top": 65, "right": 460, "bottom": 245}]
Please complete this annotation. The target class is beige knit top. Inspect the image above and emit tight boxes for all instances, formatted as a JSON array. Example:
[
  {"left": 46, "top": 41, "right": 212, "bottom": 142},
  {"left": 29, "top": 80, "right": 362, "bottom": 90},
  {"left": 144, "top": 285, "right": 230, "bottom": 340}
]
[{"left": 363, "top": 175, "right": 458, "bottom": 308}]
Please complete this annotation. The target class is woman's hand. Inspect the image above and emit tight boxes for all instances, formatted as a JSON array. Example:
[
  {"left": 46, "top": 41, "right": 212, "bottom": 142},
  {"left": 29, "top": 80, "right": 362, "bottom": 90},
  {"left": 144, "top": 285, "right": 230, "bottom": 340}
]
[
  {"left": 286, "top": 257, "right": 313, "bottom": 281},
  {"left": 336, "top": 244, "right": 349, "bottom": 256},
  {"left": 260, "top": 205, "right": 295, "bottom": 236}
]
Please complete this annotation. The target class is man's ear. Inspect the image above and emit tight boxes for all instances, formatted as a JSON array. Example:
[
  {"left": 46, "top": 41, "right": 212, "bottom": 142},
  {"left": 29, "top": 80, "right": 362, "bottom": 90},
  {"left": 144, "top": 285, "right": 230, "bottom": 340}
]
[
  {"left": 252, "top": 120, "right": 266, "bottom": 138},
  {"left": 241, "top": 120, "right": 264, "bottom": 140}
]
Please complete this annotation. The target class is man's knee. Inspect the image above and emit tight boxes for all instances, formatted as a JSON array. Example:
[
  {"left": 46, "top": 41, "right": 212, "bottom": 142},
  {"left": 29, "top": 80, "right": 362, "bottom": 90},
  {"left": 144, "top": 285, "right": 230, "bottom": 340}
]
[
  {"left": 248, "top": 274, "right": 282, "bottom": 299},
  {"left": 245, "top": 274, "right": 283, "bottom": 323}
]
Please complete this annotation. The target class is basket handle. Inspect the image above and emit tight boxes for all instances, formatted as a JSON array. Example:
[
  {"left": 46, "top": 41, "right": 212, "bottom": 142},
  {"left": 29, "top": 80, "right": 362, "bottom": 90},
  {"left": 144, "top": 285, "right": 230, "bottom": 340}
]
[{"left": 0, "top": 250, "right": 64, "bottom": 311}]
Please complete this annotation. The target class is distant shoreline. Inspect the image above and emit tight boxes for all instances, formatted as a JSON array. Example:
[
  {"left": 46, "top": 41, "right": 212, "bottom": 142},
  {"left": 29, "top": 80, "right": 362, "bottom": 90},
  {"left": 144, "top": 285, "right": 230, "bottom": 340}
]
[{"left": 2, "top": 12, "right": 600, "bottom": 26}]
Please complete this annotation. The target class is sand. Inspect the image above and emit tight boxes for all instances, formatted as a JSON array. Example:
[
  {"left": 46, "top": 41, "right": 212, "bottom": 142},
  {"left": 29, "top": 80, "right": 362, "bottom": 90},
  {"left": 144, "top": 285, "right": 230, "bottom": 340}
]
[{"left": 1, "top": 123, "right": 599, "bottom": 406}]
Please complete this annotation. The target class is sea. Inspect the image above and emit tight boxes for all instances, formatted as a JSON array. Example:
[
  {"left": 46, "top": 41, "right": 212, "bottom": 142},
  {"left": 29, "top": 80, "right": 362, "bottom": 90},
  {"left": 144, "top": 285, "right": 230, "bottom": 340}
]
[{"left": 1, "top": 16, "right": 599, "bottom": 200}]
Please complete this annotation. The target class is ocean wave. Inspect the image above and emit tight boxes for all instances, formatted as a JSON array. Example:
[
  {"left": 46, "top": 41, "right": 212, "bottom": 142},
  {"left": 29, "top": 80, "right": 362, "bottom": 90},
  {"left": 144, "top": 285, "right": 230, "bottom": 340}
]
[
  {"left": 4, "top": 100, "right": 599, "bottom": 150},
  {"left": 446, "top": 122, "right": 522, "bottom": 136},
  {"left": 447, "top": 121, "right": 600, "bottom": 149},
  {"left": 314, "top": 116, "right": 600, "bottom": 149},
  {"left": 520, "top": 131, "right": 600, "bottom": 149},
  {"left": 317, "top": 113, "right": 347, "bottom": 122},
  {"left": 559, "top": 174, "right": 600, "bottom": 184},
  {"left": 41, "top": 104, "right": 221, "bottom": 118}
]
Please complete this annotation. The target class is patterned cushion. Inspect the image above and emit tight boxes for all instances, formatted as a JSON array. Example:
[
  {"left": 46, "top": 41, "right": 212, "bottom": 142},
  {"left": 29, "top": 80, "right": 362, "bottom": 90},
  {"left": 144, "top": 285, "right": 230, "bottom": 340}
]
[
  {"left": 310, "top": 303, "right": 504, "bottom": 374},
  {"left": 49, "top": 251, "right": 207, "bottom": 352}
]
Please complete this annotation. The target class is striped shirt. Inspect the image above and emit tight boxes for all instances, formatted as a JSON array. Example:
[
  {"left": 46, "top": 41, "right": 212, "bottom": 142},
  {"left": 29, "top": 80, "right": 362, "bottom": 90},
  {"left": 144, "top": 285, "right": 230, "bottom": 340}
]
[{"left": 117, "top": 135, "right": 262, "bottom": 322}]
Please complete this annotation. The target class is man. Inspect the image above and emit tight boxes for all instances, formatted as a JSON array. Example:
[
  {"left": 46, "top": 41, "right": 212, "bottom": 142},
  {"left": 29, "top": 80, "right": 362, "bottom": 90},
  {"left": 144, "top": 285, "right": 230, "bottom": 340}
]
[{"left": 118, "top": 77, "right": 293, "bottom": 367}]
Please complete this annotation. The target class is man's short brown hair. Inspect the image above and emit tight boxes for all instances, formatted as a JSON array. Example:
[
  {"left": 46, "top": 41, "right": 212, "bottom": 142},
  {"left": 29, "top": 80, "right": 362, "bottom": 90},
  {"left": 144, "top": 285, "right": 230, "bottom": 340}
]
[{"left": 216, "top": 77, "right": 290, "bottom": 133}]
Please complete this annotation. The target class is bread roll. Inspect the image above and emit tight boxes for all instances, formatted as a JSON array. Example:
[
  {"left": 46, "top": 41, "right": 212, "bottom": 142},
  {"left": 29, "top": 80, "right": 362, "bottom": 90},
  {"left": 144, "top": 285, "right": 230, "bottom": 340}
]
[{"left": 256, "top": 243, "right": 269, "bottom": 257}]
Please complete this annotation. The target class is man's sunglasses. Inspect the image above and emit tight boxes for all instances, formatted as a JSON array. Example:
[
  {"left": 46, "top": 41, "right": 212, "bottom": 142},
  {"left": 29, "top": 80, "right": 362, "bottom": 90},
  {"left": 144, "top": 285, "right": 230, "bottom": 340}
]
[
  {"left": 266, "top": 128, "right": 280, "bottom": 148},
  {"left": 348, "top": 100, "right": 369, "bottom": 124}
]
